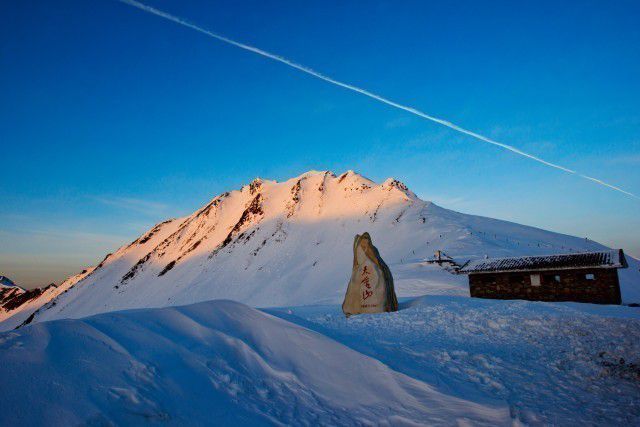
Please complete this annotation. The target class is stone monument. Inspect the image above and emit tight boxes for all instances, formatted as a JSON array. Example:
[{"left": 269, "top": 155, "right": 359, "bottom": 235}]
[{"left": 342, "top": 232, "right": 398, "bottom": 317}]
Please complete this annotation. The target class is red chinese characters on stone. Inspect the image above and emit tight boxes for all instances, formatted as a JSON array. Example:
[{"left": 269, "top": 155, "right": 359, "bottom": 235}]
[{"left": 361, "top": 265, "right": 374, "bottom": 300}]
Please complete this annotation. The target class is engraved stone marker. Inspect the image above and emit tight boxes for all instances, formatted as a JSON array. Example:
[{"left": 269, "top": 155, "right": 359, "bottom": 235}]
[{"left": 342, "top": 232, "right": 398, "bottom": 317}]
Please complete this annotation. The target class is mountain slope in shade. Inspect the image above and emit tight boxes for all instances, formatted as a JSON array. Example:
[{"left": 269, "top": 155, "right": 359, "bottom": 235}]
[
  {"left": 4, "top": 170, "right": 639, "bottom": 329},
  {"left": 0, "top": 276, "right": 21, "bottom": 289},
  {"left": 0, "top": 300, "right": 511, "bottom": 426}
]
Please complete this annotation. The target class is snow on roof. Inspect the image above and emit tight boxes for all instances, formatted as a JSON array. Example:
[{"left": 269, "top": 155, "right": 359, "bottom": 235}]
[{"left": 459, "top": 250, "right": 628, "bottom": 274}]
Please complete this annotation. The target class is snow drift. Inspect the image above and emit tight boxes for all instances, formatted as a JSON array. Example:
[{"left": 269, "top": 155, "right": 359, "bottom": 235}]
[
  {"left": 0, "top": 299, "right": 510, "bottom": 426},
  {"left": 267, "top": 295, "right": 640, "bottom": 425}
]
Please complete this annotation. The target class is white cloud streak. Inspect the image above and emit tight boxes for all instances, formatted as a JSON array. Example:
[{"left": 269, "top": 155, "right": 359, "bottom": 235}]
[{"left": 118, "top": 0, "right": 638, "bottom": 200}]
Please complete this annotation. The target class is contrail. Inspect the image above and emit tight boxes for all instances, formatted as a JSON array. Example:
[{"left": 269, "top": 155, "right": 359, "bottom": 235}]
[{"left": 118, "top": 0, "right": 638, "bottom": 199}]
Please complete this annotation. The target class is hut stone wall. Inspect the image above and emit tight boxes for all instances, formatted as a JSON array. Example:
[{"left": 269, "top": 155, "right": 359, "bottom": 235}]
[{"left": 469, "top": 268, "right": 621, "bottom": 304}]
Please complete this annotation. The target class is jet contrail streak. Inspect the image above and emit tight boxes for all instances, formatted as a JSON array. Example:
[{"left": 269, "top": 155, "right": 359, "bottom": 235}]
[{"left": 119, "top": 0, "right": 638, "bottom": 200}]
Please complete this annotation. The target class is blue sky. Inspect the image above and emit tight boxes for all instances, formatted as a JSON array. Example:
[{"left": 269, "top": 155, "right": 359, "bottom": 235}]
[{"left": 1, "top": 0, "right": 639, "bottom": 287}]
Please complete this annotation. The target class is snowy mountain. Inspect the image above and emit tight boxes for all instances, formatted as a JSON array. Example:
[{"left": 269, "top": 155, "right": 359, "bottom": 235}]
[
  {"left": 1, "top": 171, "right": 639, "bottom": 425},
  {"left": 0, "top": 275, "right": 21, "bottom": 289},
  {"left": 0, "top": 268, "right": 94, "bottom": 330},
  {"left": 2, "top": 170, "right": 638, "bottom": 330},
  {"left": 0, "top": 276, "right": 27, "bottom": 320}
]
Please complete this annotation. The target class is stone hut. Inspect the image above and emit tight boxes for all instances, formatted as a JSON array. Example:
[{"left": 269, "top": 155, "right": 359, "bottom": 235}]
[{"left": 458, "top": 250, "right": 628, "bottom": 305}]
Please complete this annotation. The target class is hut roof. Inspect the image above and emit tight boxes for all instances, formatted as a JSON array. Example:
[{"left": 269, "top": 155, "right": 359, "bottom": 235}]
[{"left": 459, "top": 250, "right": 628, "bottom": 274}]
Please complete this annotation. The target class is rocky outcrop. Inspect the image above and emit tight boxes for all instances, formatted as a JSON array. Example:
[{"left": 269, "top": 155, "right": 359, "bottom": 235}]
[
  {"left": 0, "top": 286, "right": 25, "bottom": 310},
  {"left": 286, "top": 178, "right": 304, "bottom": 218},
  {"left": 221, "top": 193, "right": 264, "bottom": 248},
  {"left": 1, "top": 284, "right": 55, "bottom": 313}
]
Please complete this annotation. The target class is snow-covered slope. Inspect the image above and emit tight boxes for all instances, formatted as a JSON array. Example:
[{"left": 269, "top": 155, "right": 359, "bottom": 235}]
[
  {"left": 0, "top": 299, "right": 510, "bottom": 426},
  {"left": 0, "top": 276, "right": 27, "bottom": 320},
  {"left": 2, "top": 296, "right": 638, "bottom": 426},
  {"left": 0, "top": 267, "right": 94, "bottom": 330},
  {"left": 0, "top": 276, "right": 22, "bottom": 300},
  {"left": 267, "top": 295, "right": 640, "bottom": 426},
  {"left": 4, "top": 170, "right": 638, "bottom": 330}
]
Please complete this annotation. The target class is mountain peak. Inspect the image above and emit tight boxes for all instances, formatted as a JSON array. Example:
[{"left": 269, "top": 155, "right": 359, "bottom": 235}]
[
  {"left": 382, "top": 178, "right": 416, "bottom": 198},
  {"left": 0, "top": 276, "right": 21, "bottom": 290}
]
